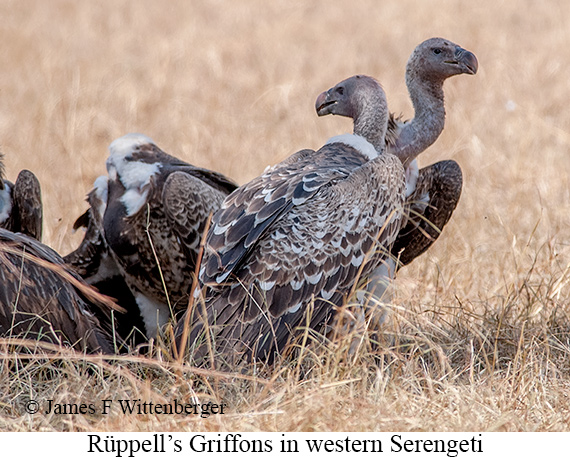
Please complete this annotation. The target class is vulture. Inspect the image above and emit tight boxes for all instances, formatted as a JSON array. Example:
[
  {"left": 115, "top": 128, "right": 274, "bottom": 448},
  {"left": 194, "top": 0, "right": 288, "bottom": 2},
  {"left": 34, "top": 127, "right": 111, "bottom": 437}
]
[
  {"left": 317, "top": 37, "right": 478, "bottom": 272},
  {"left": 176, "top": 75, "right": 405, "bottom": 367},
  {"left": 0, "top": 153, "right": 43, "bottom": 241},
  {"left": 0, "top": 228, "right": 116, "bottom": 354},
  {"left": 65, "top": 134, "right": 238, "bottom": 339},
  {"left": 64, "top": 178, "right": 145, "bottom": 346}
]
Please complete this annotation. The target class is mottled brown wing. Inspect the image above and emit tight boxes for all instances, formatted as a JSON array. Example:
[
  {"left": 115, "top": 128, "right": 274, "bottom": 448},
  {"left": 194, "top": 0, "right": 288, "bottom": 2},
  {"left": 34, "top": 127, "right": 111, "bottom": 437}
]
[
  {"left": 392, "top": 159, "right": 462, "bottom": 266},
  {"left": 0, "top": 229, "right": 115, "bottom": 353},
  {"left": 9, "top": 170, "right": 43, "bottom": 240},
  {"left": 64, "top": 210, "right": 108, "bottom": 280},
  {"left": 64, "top": 181, "right": 149, "bottom": 346},
  {"left": 64, "top": 180, "right": 119, "bottom": 281},
  {"left": 131, "top": 142, "right": 239, "bottom": 195},
  {"left": 186, "top": 150, "right": 406, "bottom": 365},
  {"left": 184, "top": 166, "right": 239, "bottom": 196},
  {"left": 202, "top": 146, "right": 366, "bottom": 284},
  {"left": 0, "top": 154, "right": 5, "bottom": 183},
  {"left": 162, "top": 171, "right": 228, "bottom": 265},
  {"left": 64, "top": 208, "right": 106, "bottom": 278}
]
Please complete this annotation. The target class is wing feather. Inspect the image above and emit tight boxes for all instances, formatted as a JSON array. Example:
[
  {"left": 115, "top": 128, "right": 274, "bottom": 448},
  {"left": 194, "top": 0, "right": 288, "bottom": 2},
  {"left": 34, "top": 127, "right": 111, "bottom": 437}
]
[
  {"left": 0, "top": 229, "right": 115, "bottom": 353},
  {"left": 181, "top": 144, "right": 405, "bottom": 365},
  {"left": 13, "top": 170, "right": 43, "bottom": 239},
  {"left": 392, "top": 159, "right": 462, "bottom": 266},
  {"left": 202, "top": 143, "right": 365, "bottom": 285},
  {"left": 0, "top": 170, "right": 43, "bottom": 240},
  {"left": 162, "top": 171, "right": 227, "bottom": 257}
]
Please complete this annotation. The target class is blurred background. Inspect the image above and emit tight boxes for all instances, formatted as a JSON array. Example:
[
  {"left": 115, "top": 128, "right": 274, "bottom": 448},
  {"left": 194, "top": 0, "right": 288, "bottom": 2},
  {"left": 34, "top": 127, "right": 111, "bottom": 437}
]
[{"left": 0, "top": 0, "right": 568, "bottom": 308}]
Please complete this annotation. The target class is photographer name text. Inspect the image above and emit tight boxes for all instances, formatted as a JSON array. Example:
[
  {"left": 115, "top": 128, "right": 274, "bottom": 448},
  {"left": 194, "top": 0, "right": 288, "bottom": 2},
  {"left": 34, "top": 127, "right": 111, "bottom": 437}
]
[{"left": 42, "top": 399, "right": 226, "bottom": 417}]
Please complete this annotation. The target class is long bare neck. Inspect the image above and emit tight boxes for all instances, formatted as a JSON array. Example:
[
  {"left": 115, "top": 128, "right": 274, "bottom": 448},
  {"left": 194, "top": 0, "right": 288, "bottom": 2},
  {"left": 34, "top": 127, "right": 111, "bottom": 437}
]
[
  {"left": 389, "top": 73, "right": 446, "bottom": 168},
  {"left": 353, "top": 92, "right": 388, "bottom": 153}
]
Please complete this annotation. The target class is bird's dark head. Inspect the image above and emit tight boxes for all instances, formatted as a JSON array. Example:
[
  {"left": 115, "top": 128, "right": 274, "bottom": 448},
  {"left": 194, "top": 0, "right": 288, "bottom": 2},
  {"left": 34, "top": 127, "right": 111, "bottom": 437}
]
[
  {"left": 408, "top": 37, "right": 478, "bottom": 82},
  {"left": 315, "top": 75, "right": 385, "bottom": 120}
]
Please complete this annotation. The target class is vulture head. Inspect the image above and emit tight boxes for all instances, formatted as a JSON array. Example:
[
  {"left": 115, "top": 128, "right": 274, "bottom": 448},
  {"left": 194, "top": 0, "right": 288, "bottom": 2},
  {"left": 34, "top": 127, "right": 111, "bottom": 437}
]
[
  {"left": 407, "top": 37, "right": 478, "bottom": 83},
  {"left": 315, "top": 74, "right": 385, "bottom": 118},
  {"left": 315, "top": 75, "right": 388, "bottom": 151}
]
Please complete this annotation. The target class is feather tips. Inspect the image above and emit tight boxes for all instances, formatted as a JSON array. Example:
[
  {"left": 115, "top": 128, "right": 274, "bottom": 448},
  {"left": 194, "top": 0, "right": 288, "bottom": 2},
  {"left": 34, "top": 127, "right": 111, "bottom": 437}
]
[
  {"left": 0, "top": 229, "right": 114, "bottom": 353},
  {"left": 182, "top": 140, "right": 406, "bottom": 365}
]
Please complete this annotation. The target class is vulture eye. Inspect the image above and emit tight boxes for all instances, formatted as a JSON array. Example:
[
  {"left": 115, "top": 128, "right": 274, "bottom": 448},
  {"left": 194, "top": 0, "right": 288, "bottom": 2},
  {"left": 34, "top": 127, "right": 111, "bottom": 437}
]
[
  {"left": 432, "top": 48, "right": 442, "bottom": 55},
  {"left": 336, "top": 86, "right": 344, "bottom": 95}
]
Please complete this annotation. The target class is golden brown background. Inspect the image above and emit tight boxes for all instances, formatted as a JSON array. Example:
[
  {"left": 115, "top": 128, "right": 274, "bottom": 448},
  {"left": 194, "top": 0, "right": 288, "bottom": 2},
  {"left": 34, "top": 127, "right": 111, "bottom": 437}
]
[{"left": 1, "top": 0, "right": 569, "bottom": 431}]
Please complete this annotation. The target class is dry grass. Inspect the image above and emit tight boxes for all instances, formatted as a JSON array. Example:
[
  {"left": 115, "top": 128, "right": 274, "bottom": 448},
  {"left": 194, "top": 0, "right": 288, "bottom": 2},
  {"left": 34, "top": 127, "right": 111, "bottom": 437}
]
[{"left": 1, "top": 0, "right": 570, "bottom": 431}]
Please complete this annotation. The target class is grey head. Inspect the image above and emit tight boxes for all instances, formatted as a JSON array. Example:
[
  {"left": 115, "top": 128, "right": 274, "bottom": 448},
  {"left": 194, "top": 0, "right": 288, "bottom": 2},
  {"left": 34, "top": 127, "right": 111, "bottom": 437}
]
[
  {"left": 315, "top": 74, "right": 388, "bottom": 152},
  {"left": 386, "top": 37, "right": 478, "bottom": 165},
  {"left": 406, "top": 37, "right": 478, "bottom": 84}
]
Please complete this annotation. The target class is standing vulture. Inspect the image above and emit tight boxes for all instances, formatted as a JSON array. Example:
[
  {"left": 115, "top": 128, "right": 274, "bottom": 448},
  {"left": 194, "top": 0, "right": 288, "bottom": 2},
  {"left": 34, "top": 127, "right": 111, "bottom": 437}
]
[
  {"left": 0, "top": 229, "right": 116, "bottom": 354},
  {"left": 65, "top": 134, "right": 238, "bottom": 339},
  {"left": 317, "top": 37, "right": 478, "bottom": 269},
  {"left": 0, "top": 153, "right": 43, "bottom": 241},
  {"left": 177, "top": 76, "right": 405, "bottom": 367}
]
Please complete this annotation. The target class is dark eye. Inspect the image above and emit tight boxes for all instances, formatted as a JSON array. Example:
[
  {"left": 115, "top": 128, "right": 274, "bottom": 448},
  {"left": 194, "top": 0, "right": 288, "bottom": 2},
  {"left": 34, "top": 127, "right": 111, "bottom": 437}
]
[
  {"left": 432, "top": 48, "right": 442, "bottom": 55},
  {"left": 336, "top": 87, "right": 344, "bottom": 95}
]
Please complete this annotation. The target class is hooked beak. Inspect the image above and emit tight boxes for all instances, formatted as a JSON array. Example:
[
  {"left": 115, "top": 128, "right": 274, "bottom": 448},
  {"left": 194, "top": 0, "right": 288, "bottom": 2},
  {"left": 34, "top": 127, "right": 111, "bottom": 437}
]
[
  {"left": 315, "top": 89, "right": 336, "bottom": 116},
  {"left": 446, "top": 47, "right": 478, "bottom": 75}
]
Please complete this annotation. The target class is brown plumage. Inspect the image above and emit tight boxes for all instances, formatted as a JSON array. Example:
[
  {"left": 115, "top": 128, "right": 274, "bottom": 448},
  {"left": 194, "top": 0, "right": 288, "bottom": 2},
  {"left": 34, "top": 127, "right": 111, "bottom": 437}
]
[
  {"left": 65, "top": 134, "right": 238, "bottom": 339},
  {"left": 64, "top": 181, "right": 145, "bottom": 346},
  {"left": 391, "top": 159, "right": 462, "bottom": 265},
  {"left": 0, "top": 154, "right": 43, "bottom": 241},
  {"left": 0, "top": 229, "right": 116, "bottom": 353},
  {"left": 317, "top": 38, "right": 478, "bottom": 268},
  {"left": 177, "top": 76, "right": 405, "bottom": 367}
]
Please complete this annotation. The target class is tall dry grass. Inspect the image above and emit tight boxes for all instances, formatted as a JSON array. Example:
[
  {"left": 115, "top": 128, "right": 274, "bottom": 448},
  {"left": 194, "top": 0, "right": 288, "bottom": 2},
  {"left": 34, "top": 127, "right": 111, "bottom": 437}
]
[{"left": 1, "top": 0, "right": 569, "bottom": 431}]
